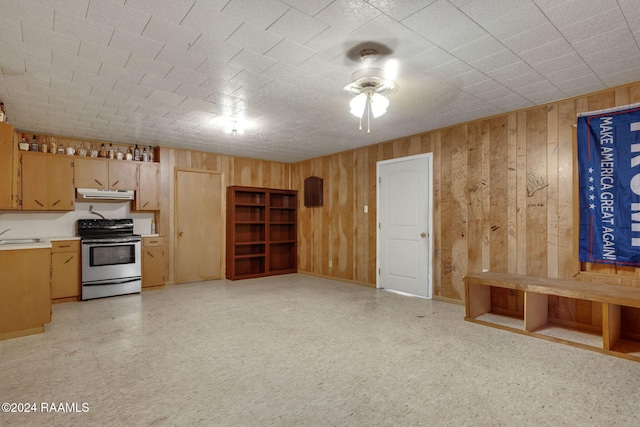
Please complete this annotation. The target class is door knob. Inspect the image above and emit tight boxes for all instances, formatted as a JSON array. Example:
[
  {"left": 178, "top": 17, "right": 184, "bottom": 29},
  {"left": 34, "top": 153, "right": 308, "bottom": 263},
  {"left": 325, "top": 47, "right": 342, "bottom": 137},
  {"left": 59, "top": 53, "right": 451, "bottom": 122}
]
[
  {"left": 420, "top": 232, "right": 427, "bottom": 238},
  {"left": 178, "top": 231, "right": 184, "bottom": 237}
]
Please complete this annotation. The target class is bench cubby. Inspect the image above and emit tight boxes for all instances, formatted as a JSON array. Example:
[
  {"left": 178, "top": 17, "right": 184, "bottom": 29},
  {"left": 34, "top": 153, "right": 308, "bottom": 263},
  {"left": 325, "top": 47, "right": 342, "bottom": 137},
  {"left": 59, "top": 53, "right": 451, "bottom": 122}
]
[{"left": 464, "top": 272, "right": 640, "bottom": 362}]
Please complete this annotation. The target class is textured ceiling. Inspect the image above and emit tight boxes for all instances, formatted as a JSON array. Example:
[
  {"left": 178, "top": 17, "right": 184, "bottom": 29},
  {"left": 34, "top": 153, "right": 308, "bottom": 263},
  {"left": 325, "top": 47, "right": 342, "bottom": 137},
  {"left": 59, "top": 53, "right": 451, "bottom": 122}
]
[{"left": 1, "top": 0, "right": 639, "bottom": 162}]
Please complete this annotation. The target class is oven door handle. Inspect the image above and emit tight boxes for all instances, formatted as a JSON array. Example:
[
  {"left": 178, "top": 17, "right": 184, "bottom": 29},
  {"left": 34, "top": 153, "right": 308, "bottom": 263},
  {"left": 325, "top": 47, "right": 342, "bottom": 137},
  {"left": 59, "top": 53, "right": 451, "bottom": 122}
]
[
  {"left": 82, "top": 237, "right": 141, "bottom": 244},
  {"left": 83, "top": 277, "right": 141, "bottom": 286}
]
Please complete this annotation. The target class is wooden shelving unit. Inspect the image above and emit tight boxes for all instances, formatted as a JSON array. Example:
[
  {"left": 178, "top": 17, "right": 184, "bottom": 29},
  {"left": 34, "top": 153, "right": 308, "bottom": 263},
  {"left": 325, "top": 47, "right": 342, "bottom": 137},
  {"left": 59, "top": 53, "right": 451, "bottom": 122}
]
[{"left": 226, "top": 186, "right": 297, "bottom": 280}]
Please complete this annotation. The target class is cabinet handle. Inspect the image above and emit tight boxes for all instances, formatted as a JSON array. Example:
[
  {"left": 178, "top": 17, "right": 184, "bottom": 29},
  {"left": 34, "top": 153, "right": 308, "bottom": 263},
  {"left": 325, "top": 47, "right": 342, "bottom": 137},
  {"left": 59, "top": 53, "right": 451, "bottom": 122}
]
[
  {"left": 149, "top": 240, "right": 159, "bottom": 244},
  {"left": 146, "top": 251, "right": 154, "bottom": 258},
  {"left": 64, "top": 256, "right": 74, "bottom": 264},
  {"left": 94, "top": 179, "right": 103, "bottom": 186},
  {"left": 35, "top": 199, "right": 44, "bottom": 207},
  {"left": 51, "top": 199, "right": 60, "bottom": 207},
  {"left": 59, "top": 244, "right": 71, "bottom": 248},
  {"left": 143, "top": 202, "right": 149, "bottom": 207},
  {"left": 111, "top": 180, "right": 120, "bottom": 187}
]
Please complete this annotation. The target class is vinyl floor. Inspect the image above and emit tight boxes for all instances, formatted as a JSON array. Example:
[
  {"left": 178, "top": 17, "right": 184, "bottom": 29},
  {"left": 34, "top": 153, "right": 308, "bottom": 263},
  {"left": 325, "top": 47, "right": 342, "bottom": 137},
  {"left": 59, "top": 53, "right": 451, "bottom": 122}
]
[{"left": 1, "top": 274, "right": 639, "bottom": 426}]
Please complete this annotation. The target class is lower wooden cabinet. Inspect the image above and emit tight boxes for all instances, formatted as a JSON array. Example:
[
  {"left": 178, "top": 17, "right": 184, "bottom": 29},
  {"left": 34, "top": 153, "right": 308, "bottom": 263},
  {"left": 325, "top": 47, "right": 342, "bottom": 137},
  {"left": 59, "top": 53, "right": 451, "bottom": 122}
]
[
  {"left": 142, "top": 236, "right": 166, "bottom": 288},
  {"left": 51, "top": 240, "right": 80, "bottom": 302},
  {"left": 0, "top": 248, "right": 51, "bottom": 340}
]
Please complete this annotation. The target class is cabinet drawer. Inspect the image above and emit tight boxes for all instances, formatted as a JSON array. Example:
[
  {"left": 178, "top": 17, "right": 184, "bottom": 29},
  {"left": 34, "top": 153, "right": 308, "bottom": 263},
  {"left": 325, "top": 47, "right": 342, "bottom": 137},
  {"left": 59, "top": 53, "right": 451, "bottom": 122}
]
[
  {"left": 51, "top": 240, "right": 79, "bottom": 252},
  {"left": 143, "top": 236, "right": 165, "bottom": 247}
]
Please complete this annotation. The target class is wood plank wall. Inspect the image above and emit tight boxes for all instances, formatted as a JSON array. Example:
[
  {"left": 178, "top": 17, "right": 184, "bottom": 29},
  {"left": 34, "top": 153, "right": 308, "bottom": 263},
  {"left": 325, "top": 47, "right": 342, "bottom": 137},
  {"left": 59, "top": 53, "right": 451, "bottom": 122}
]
[
  {"left": 156, "top": 148, "right": 291, "bottom": 284},
  {"left": 291, "top": 82, "right": 640, "bottom": 310}
]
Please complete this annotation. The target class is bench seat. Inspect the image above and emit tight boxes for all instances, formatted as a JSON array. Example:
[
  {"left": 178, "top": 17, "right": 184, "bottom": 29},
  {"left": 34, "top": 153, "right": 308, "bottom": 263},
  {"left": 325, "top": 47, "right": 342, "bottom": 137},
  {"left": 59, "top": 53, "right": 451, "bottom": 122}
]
[{"left": 464, "top": 272, "right": 640, "bottom": 362}]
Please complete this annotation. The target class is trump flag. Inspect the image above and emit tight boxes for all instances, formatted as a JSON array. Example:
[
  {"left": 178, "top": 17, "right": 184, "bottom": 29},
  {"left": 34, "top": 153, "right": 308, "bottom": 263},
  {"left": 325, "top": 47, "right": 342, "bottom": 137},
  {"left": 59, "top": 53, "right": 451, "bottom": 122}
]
[{"left": 578, "top": 103, "right": 640, "bottom": 266}]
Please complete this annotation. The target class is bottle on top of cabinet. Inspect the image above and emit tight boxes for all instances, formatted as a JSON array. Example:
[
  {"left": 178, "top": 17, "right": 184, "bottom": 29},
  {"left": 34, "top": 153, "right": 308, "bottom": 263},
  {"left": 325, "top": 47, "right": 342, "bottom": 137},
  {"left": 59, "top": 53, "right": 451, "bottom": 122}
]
[
  {"left": 148, "top": 146, "right": 155, "bottom": 162},
  {"left": 125, "top": 147, "right": 133, "bottom": 161},
  {"left": 30, "top": 135, "right": 39, "bottom": 152},
  {"left": 18, "top": 134, "right": 29, "bottom": 151},
  {"left": 99, "top": 143, "right": 107, "bottom": 158},
  {"left": 115, "top": 146, "right": 124, "bottom": 160},
  {"left": 49, "top": 137, "right": 57, "bottom": 154},
  {"left": 107, "top": 143, "right": 115, "bottom": 159},
  {"left": 134, "top": 144, "right": 141, "bottom": 161},
  {"left": 89, "top": 144, "right": 98, "bottom": 158},
  {"left": 41, "top": 138, "right": 48, "bottom": 153},
  {"left": 0, "top": 102, "right": 6, "bottom": 123},
  {"left": 142, "top": 146, "right": 148, "bottom": 162}
]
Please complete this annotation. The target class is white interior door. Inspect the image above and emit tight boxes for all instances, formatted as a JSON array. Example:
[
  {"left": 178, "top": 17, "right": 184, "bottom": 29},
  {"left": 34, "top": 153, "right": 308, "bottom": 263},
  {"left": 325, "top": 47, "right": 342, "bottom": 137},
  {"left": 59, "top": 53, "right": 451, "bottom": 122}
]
[{"left": 377, "top": 154, "right": 432, "bottom": 298}]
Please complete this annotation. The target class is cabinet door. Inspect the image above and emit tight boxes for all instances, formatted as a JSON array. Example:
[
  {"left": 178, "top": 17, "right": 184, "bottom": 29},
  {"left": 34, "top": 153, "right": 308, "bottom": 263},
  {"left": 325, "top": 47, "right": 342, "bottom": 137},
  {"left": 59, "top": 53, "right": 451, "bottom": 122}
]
[
  {"left": 0, "top": 124, "right": 19, "bottom": 209},
  {"left": 109, "top": 161, "right": 138, "bottom": 190},
  {"left": 0, "top": 249, "right": 51, "bottom": 335},
  {"left": 136, "top": 162, "right": 160, "bottom": 210},
  {"left": 75, "top": 157, "right": 108, "bottom": 189},
  {"left": 51, "top": 249, "right": 80, "bottom": 299},
  {"left": 143, "top": 243, "right": 165, "bottom": 287},
  {"left": 21, "top": 153, "right": 48, "bottom": 210},
  {"left": 47, "top": 156, "right": 74, "bottom": 211}
]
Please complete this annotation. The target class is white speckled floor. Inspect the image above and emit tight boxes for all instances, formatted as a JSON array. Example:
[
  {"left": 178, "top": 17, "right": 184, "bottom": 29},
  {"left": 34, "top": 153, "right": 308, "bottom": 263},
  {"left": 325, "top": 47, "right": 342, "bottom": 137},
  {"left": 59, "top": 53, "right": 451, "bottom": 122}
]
[{"left": 1, "top": 274, "right": 640, "bottom": 426}]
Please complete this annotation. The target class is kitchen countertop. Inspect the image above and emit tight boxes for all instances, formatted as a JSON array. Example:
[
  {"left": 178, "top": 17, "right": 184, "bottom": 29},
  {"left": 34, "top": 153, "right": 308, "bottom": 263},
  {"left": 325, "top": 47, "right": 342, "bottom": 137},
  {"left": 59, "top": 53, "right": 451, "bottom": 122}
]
[{"left": 0, "top": 236, "right": 79, "bottom": 251}]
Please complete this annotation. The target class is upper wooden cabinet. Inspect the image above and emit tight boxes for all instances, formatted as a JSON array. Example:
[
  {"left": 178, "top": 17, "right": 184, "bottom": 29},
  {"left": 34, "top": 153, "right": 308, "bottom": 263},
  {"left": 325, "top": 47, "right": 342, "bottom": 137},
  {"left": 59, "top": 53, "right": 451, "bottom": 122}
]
[
  {"left": 0, "top": 124, "right": 20, "bottom": 209},
  {"left": 109, "top": 161, "right": 139, "bottom": 190},
  {"left": 74, "top": 157, "right": 138, "bottom": 190},
  {"left": 21, "top": 152, "right": 74, "bottom": 211},
  {"left": 134, "top": 162, "right": 160, "bottom": 211}
]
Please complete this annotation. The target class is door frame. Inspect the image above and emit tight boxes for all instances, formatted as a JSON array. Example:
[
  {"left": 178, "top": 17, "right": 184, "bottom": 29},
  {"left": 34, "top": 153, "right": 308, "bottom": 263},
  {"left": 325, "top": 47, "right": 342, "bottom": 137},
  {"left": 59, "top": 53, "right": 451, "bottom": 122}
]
[
  {"left": 376, "top": 153, "right": 434, "bottom": 298},
  {"left": 173, "top": 167, "right": 225, "bottom": 283}
]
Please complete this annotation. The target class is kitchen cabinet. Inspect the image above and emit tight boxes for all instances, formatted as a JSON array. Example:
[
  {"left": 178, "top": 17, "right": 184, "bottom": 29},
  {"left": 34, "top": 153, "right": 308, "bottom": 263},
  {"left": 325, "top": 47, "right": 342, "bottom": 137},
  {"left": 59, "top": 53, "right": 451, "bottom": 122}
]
[
  {"left": 134, "top": 162, "right": 160, "bottom": 211},
  {"left": 0, "top": 123, "right": 20, "bottom": 209},
  {"left": 74, "top": 157, "right": 138, "bottom": 190},
  {"left": 142, "top": 235, "right": 166, "bottom": 288},
  {"left": 226, "top": 186, "right": 297, "bottom": 280},
  {"left": 51, "top": 240, "right": 80, "bottom": 302},
  {"left": 21, "top": 152, "right": 75, "bottom": 211},
  {"left": 0, "top": 248, "right": 51, "bottom": 340}
]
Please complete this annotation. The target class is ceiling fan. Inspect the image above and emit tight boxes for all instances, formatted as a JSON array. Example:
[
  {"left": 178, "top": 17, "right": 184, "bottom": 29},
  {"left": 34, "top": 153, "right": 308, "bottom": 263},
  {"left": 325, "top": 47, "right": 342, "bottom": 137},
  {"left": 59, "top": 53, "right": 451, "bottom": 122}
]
[{"left": 343, "top": 42, "right": 399, "bottom": 133}]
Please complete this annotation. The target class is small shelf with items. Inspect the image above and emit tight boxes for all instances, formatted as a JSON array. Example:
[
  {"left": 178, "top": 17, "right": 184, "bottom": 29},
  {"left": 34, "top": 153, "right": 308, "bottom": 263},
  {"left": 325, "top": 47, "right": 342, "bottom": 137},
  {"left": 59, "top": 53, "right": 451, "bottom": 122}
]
[{"left": 226, "top": 186, "right": 297, "bottom": 280}]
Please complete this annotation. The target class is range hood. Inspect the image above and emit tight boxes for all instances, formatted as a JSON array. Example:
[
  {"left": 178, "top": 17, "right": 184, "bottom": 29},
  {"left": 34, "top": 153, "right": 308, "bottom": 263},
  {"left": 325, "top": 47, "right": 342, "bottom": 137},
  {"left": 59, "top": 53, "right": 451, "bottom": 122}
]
[{"left": 76, "top": 188, "right": 135, "bottom": 201}]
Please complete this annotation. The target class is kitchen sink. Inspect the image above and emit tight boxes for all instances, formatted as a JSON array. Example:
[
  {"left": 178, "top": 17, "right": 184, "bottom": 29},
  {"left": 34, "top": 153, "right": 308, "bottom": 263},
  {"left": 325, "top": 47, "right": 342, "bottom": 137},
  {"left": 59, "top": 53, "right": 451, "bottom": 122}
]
[{"left": 0, "top": 238, "right": 42, "bottom": 245}]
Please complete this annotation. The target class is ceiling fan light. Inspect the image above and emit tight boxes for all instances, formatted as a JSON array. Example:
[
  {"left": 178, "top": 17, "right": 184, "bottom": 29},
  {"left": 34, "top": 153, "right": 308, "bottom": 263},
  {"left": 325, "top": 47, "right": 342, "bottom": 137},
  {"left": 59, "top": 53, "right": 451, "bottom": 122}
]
[
  {"left": 370, "top": 93, "right": 389, "bottom": 118},
  {"left": 349, "top": 93, "right": 367, "bottom": 118}
]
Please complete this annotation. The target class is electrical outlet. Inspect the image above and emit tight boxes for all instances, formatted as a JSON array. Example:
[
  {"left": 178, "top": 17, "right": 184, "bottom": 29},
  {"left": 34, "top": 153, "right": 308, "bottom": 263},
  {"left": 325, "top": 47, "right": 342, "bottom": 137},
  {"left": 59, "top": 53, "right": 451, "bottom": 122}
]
[{"left": 364, "top": 205, "right": 368, "bottom": 213}]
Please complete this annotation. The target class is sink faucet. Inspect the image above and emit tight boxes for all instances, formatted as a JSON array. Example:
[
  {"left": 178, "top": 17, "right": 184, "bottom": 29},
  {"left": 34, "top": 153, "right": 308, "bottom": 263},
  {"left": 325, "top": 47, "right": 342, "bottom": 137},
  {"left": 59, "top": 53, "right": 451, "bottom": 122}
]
[{"left": 0, "top": 228, "right": 10, "bottom": 237}]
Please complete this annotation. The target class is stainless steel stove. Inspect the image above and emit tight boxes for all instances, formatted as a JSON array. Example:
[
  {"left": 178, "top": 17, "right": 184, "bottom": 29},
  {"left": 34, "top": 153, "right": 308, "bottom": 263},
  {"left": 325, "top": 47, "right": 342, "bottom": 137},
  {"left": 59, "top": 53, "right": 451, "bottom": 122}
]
[{"left": 77, "top": 219, "right": 141, "bottom": 300}]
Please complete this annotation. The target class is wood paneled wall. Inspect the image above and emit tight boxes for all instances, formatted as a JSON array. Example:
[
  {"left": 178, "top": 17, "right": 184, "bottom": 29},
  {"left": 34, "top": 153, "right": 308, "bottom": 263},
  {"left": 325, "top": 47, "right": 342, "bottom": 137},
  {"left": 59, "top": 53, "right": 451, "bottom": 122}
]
[
  {"left": 157, "top": 148, "right": 291, "bottom": 284},
  {"left": 291, "top": 82, "right": 640, "bottom": 303}
]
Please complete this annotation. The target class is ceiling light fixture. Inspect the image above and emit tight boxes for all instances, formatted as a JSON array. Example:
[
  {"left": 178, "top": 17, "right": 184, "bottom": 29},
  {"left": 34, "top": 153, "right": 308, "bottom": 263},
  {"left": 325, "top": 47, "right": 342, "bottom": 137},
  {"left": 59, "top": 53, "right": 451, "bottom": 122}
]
[
  {"left": 344, "top": 49, "right": 397, "bottom": 133},
  {"left": 225, "top": 121, "right": 244, "bottom": 135}
]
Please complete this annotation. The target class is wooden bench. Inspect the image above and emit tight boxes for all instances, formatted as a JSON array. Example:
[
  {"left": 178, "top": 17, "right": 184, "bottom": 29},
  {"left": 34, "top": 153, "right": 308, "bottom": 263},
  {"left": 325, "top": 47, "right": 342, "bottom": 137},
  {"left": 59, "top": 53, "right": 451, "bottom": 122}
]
[{"left": 464, "top": 271, "right": 640, "bottom": 362}]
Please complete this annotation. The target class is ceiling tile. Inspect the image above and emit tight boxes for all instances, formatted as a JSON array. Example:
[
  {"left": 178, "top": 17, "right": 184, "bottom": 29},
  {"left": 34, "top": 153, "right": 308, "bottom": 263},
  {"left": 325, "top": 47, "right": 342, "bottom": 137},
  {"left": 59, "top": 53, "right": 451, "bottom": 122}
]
[
  {"left": 226, "top": 23, "right": 283, "bottom": 55},
  {"left": 155, "top": 45, "right": 207, "bottom": 71},
  {"left": 366, "top": 0, "right": 437, "bottom": 21},
  {"left": 401, "top": 1, "right": 488, "bottom": 50},
  {"left": 222, "top": 0, "right": 291, "bottom": 29},
  {"left": 125, "top": 54, "right": 173, "bottom": 78},
  {"left": 109, "top": 29, "right": 164, "bottom": 59},
  {"left": 141, "top": 16, "right": 201, "bottom": 51},
  {"left": 314, "top": 0, "right": 382, "bottom": 32},
  {"left": 279, "top": 0, "right": 333, "bottom": 16},
  {"left": 53, "top": 11, "right": 114, "bottom": 46},
  {"left": 264, "top": 40, "right": 317, "bottom": 66},
  {"left": 228, "top": 49, "right": 277, "bottom": 74},
  {"left": 268, "top": 7, "right": 328, "bottom": 45},
  {"left": 78, "top": 40, "right": 130, "bottom": 68},
  {"left": 125, "top": 0, "right": 195, "bottom": 24},
  {"left": 87, "top": 0, "right": 150, "bottom": 35}
]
